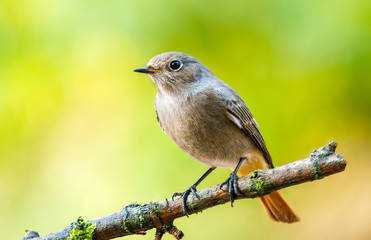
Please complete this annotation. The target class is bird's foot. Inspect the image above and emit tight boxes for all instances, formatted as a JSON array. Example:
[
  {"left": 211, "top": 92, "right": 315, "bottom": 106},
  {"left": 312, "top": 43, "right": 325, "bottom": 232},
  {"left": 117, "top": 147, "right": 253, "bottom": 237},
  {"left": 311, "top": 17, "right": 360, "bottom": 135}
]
[
  {"left": 172, "top": 185, "right": 200, "bottom": 217},
  {"left": 220, "top": 172, "right": 240, "bottom": 206}
]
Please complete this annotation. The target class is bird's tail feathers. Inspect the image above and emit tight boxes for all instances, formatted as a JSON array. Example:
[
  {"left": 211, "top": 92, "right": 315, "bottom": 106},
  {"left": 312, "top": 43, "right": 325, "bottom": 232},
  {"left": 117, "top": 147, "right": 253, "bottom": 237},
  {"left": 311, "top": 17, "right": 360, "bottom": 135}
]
[{"left": 259, "top": 190, "right": 300, "bottom": 223}]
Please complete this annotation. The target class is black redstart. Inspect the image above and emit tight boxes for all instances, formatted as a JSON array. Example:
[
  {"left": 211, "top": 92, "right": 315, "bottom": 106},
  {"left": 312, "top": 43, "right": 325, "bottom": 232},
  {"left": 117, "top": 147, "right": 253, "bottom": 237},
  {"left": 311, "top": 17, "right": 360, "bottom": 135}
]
[{"left": 134, "top": 52, "right": 300, "bottom": 223}]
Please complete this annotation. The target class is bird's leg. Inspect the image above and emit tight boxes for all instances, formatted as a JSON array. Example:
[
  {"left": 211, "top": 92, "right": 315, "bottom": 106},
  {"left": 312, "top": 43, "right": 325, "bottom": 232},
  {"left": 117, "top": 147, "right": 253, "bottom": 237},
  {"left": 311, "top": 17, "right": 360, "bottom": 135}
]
[
  {"left": 172, "top": 167, "right": 216, "bottom": 217},
  {"left": 220, "top": 157, "right": 246, "bottom": 206}
]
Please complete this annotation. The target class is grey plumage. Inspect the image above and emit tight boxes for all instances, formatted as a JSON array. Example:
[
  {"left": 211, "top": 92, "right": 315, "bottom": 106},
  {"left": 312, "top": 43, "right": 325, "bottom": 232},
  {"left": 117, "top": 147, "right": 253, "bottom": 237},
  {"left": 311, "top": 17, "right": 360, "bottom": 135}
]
[
  {"left": 134, "top": 52, "right": 300, "bottom": 223},
  {"left": 141, "top": 52, "right": 272, "bottom": 170}
]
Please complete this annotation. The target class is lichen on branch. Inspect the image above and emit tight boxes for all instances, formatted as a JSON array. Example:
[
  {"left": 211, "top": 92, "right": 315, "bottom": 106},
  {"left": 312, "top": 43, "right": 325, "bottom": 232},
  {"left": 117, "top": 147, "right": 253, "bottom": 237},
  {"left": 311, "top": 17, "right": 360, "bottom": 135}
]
[
  {"left": 67, "top": 217, "right": 96, "bottom": 240},
  {"left": 23, "top": 141, "right": 346, "bottom": 240}
]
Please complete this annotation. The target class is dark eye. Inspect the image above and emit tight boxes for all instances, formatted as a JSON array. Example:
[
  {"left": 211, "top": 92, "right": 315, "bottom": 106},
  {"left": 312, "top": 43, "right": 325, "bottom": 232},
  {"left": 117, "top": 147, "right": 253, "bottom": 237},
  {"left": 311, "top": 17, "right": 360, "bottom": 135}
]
[{"left": 169, "top": 60, "right": 182, "bottom": 71}]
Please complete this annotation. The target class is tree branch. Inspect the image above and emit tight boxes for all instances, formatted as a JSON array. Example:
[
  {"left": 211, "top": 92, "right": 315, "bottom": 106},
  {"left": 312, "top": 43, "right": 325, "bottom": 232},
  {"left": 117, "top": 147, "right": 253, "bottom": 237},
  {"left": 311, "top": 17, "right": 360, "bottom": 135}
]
[{"left": 23, "top": 141, "right": 346, "bottom": 240}]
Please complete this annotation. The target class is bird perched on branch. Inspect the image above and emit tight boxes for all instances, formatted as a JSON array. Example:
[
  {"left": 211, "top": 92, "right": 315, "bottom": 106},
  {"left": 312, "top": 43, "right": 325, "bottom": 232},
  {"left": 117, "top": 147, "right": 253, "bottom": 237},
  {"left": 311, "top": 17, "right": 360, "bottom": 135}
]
[{"left": 134, "top": 52, "right": 300, "bottom": 223}]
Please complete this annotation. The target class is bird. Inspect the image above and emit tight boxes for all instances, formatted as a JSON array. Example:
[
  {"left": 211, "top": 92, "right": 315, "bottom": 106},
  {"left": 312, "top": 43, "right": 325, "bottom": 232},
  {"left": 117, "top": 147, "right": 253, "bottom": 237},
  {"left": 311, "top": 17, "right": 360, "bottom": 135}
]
[{"left": 134, "top": 52, "right": 300, "bottom": 223}]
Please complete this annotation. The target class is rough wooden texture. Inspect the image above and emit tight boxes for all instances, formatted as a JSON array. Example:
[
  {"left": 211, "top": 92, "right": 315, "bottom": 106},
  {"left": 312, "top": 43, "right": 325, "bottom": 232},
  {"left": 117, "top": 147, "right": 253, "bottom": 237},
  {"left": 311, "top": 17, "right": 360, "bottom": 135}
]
[{"left": 23, "top": 141, "right": 346, "bottom": 240}]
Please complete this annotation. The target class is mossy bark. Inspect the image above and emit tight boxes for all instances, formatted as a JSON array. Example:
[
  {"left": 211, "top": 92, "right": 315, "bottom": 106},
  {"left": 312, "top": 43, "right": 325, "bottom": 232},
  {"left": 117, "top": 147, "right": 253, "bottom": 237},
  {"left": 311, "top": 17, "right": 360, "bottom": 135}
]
[{"left": 23, "top": 141, "right": 346, "bottom": 240}]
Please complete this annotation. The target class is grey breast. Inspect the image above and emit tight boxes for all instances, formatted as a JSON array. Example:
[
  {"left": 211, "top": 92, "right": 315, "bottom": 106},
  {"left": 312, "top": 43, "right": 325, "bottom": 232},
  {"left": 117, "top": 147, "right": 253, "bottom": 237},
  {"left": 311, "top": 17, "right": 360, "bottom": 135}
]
[{"left": 155, "top": 87, "right": 255, "bottom": 168}]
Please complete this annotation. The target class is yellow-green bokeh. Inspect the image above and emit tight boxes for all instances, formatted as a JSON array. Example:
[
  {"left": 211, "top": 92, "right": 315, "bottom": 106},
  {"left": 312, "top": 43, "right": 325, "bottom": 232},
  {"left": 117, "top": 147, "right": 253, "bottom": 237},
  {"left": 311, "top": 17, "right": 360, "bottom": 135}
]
[{"left": 1, "top": 0, "right": 371, "bottom": 239}]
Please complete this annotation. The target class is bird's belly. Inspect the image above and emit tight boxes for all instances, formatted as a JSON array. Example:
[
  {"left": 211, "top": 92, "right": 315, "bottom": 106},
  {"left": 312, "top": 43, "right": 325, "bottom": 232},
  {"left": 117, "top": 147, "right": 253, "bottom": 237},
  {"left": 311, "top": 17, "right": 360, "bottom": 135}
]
[{"left": 160, "top": 105, "right": 257, "bottom": 169}]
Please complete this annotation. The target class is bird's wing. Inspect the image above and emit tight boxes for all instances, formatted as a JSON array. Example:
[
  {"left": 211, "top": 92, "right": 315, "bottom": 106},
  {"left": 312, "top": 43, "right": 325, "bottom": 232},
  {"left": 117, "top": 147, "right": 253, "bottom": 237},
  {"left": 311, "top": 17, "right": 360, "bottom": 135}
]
[{"left": 215, "top": 88, "right": 273, "bottom": 168}]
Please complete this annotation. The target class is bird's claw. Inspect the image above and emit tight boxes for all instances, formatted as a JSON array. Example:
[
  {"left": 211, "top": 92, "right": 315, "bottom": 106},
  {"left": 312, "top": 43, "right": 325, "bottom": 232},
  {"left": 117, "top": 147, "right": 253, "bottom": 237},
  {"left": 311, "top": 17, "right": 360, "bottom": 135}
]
[
  {"left": 172, "top": 185, "right": 199, "bottom": 217},
  {"left": 220, "top": 172, "right": 240, "bottom": 206}
]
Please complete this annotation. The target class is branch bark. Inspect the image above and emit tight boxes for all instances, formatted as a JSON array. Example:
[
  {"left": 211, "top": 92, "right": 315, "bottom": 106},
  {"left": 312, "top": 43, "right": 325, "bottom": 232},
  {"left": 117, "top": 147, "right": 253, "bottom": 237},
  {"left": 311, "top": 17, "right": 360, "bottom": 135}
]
[{"left": 23, "top": 141, "right": 346, "bottom": 240}]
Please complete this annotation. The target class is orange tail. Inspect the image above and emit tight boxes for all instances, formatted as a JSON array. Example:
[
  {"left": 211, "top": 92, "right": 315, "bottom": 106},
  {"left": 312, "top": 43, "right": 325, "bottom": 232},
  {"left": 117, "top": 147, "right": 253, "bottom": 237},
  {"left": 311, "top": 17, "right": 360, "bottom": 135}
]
[
  {"left": 259, "top": 191, "right": 300, "bottom": 223},
  {"left": 236, "top": 152, "right": 300, "bottom": 223}
]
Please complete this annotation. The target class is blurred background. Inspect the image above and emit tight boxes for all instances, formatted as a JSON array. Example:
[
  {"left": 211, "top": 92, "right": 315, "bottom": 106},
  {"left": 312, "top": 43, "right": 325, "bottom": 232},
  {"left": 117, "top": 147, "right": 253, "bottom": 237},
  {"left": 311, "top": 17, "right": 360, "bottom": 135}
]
[{"left": 1, "top": 0, "right": 370, "bottom": 239}]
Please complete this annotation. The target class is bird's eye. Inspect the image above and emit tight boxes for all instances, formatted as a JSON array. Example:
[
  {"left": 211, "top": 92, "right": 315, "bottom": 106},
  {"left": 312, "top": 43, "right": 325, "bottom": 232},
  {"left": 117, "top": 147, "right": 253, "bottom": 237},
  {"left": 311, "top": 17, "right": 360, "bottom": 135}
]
[{"left": 169, "top": 60, "right": 182, "bottom": 71}]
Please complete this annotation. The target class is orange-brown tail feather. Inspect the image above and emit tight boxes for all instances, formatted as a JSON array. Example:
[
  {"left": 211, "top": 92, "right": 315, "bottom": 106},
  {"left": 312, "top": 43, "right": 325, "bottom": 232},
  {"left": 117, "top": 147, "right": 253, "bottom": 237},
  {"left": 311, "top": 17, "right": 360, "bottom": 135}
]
[
  {"left": 259, "top": 191, "right": 300, "bottom": 223},
  {"left": 236, "top": 150, "right": 300, "bottom": 223}
]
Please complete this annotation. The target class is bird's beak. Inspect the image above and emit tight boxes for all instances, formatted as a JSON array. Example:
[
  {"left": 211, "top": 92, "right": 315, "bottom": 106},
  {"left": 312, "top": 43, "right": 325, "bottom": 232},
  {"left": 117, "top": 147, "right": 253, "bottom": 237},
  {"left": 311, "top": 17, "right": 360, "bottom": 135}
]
[{"left": 133, "top": 66, "right": 162, "bottom": 74}]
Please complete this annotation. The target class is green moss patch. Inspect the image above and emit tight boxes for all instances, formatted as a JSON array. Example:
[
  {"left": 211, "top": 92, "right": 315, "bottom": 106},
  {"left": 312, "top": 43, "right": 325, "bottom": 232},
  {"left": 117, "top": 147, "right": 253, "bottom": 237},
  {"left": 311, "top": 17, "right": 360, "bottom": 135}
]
[{"left": 67, "top": 216, "right": 96, "bottom": 240}]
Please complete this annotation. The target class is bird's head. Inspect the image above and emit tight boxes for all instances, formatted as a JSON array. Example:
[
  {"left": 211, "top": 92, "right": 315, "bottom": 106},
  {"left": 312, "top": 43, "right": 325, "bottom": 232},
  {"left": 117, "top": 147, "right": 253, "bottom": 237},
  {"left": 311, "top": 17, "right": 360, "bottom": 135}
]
[{"left": 134, "top": 52, "right": 212, "bottom": 94}]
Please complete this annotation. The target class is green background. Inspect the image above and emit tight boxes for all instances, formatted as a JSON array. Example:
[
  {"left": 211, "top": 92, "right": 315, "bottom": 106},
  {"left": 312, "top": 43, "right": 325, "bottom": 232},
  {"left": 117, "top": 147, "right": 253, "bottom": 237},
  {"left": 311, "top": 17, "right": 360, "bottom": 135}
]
[{"left": 1, "top": 0, "right": 370, "bottom": 239}]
